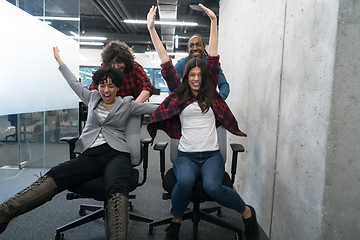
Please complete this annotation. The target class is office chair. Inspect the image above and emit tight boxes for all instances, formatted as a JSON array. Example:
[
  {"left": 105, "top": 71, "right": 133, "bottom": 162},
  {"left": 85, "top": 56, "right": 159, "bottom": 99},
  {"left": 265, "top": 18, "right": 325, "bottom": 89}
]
[
  {"left": 148, "top": 126, "right": 245, "bottom": 240},
  {"left": 1, "top": 114, "right": 29, "bottom": 142},
  {"left": 55, "top": 116, "right": 153, "bottom": 240}
]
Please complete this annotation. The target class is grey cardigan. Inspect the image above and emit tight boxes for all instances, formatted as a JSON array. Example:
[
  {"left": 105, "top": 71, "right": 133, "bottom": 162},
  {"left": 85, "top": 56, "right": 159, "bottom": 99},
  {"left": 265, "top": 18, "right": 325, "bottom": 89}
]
[{"left": 59, "top": 64, "right": 157, "bottom": 154}]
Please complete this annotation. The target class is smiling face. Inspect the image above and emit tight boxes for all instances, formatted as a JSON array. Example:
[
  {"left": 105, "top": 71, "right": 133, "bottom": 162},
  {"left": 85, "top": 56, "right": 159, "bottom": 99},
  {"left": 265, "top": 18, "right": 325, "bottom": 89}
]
[
  {"left": 98, "top": 77, "right": 119, "bottom": 105},
  {"left": 111, "top": 57, "right": 126, "bottom": 72},
  {"left": 188, "top": 36, "right": 205, "bottom": 59},
  {"left": 188, "top": 67, "right": 202, "bottom": 96}
]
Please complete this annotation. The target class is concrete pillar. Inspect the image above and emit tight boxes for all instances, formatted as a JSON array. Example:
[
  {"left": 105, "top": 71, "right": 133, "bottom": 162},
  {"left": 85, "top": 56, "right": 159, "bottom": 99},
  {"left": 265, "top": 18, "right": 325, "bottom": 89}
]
[{"left": 218, "top": 0, "right": 359, "bottom": 239}]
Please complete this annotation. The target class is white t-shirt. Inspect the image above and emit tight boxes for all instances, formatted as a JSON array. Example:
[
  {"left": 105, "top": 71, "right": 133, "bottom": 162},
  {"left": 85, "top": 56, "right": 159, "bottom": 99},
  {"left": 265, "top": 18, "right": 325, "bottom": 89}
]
[
  {"left": 89, "top": 102, "right": 109, "bottom": 148},
  {"left": 178, "top": 102, "right": 219, "bottom": 152}
]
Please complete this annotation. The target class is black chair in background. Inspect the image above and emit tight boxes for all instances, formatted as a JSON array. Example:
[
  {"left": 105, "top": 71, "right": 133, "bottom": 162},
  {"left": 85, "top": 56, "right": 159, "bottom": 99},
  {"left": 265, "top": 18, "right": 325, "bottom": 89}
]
[
  {"left": 1, "top": 114, "right": 28, "bottom": 142},
  {"left": 148, "top": 127, "right": 245, "bottom": 240},
  {"left": 154, "top": 88, "right": 161, "bottom": 95},
  {"left": 78, "top": 101, "right": 88, "bottom": 134},
  {"left": 55, "top": 116, "right": 153, "bottom": 240}
]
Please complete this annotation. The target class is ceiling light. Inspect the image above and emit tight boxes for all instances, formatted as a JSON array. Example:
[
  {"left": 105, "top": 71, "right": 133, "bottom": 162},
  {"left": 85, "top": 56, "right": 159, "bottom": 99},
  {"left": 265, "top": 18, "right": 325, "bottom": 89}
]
[
  {"left": 70, "top": 31, "right": 107, "bottom": 41},
  {"left": 35, "top": 16, "right": 80, "bottom": 21},
  {"left": 79, "top": 70, "right": 92, "bottom": 76},
  {"left": 80, "top": 42, "right": 104, "bottom": 46},
  {"left": 175, "top": 35, "right": 179, "bottom": 49},
  {"left": 123, "top": 20, "right": 198, "bottom": 26},
  {"left": 145, "top": 51, "right": 188, "bottom": 56}
]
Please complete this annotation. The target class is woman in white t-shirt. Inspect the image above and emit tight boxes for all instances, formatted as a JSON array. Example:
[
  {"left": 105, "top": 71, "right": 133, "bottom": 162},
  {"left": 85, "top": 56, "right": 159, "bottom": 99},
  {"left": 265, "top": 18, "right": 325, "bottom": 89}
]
[{"left": 147, "top": 4, "right": 260, "bottom": 240}]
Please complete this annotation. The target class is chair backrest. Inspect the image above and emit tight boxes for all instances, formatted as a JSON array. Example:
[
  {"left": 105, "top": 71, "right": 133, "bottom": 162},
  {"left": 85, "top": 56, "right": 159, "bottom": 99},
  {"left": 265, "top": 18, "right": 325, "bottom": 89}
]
[
  {"left": 170, "top": 126, "right": 227, "bottom": 163},
  {"left": 124, "top": 115, "right": 141, "bottom": 166}
]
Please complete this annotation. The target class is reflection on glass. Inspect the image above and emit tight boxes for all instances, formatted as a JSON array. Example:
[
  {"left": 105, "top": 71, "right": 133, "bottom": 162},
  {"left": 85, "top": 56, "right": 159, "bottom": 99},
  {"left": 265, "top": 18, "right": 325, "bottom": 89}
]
[
  {"left": 0, "top": 109, "right": 78, "bottom": 169},
  {"left": 145, "top": 68, "right": 169, "bottom": 92},
  {"left": 0, "top": 0, "right": 81, "bottom": 206},
  {"left": 79, "top": 66, "right": 99, "bottom": 89},
  {"left": 7, "top": 0, "right": 80, "bottom": 37},
  {"left": 154, "top": 69, "right": 169, "bottom": 92}
]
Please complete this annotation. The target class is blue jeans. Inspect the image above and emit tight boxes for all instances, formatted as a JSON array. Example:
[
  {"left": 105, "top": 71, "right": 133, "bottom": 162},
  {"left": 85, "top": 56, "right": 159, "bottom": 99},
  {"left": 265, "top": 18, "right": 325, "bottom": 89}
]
[{"left": 171, "top": 150, "right": 246, "bottom": 218}]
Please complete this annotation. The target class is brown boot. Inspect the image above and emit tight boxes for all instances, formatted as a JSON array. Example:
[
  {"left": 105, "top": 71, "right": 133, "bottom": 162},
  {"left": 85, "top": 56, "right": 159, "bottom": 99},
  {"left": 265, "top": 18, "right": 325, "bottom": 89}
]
[
  {"left": 107, "top": 193, "right": 129, "bottom": 240},
  {"left": 0, "top": 175, "right": 58, "bottom": 235}
]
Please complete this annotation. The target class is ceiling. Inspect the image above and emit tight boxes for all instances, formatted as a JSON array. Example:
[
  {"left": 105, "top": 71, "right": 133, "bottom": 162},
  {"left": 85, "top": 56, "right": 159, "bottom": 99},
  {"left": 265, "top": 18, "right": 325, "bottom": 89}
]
[
  {"left": 8, "top": 0, "right": 219, "bottom": 53},
  {"left": 78, "top": 0, "right": 220, "bottom": 53}
]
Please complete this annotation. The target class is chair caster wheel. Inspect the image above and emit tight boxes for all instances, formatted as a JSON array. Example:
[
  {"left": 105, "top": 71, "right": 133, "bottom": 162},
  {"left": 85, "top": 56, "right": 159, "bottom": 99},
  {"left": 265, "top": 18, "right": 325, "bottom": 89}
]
[
  {"left": 148, "top": 226, "right": 155, "bottom": 235},
  {"left": 79, "top": 208, "right": 86, "bottom": 216},
  {"left": 55, "top": 232, "right": 64, "bottom": 240}
]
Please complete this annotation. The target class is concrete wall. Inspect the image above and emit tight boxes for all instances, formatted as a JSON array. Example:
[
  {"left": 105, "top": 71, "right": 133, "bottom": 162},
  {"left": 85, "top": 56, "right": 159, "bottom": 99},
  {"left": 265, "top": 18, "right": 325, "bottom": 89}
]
[
  {"left": 218, "top": 0, "right": 359, "bottom": 239},
  {"left": 322, "top": 0, "right": 360, "bottom": 239}
]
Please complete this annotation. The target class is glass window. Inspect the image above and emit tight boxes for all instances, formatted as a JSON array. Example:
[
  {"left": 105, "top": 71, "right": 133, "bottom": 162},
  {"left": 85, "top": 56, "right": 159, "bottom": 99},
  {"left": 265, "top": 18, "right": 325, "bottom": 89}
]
[
  {"left": 79, "top": 66, "right": 99, "bottom": 89},
  {"left": 154, "top": 69, "right": 169, "bottom": 92},
  {"left": 144, "top": 68, "right": 153, "bottom": 85},
  {"left": 144, "top": 68, "right": 169, "bottom": 93},
  {"left": 0, "top": 0, "right": 80, "bottom": 176}
]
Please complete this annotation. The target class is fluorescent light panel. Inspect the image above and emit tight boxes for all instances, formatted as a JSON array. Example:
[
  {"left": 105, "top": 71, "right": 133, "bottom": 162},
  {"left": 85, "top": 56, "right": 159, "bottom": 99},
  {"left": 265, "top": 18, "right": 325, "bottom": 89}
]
[
  {"left": 175, "top": 35, "right": 179, "bottom": 49},
  {"left": 145, "top": 51, "right": 187, "bottom": 56},
  {"left": 80, "top": 42, "right": 104, "bottom": 46},
  {"left": 36, "top": 16, "right": 80, "bottom": 21},
  {"left": 70, "top": 31, "right": 107, "bottom": 41},
  {"left": 123, "top": 20, "right": 198, "bottom": 26},
  {"left": 79, "top": 70, "right": 92, "bottom": 76}
]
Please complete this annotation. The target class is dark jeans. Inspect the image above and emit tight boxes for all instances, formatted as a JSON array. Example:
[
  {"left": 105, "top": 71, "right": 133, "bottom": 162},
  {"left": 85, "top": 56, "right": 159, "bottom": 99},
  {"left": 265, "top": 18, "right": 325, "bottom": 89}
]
[{"left": 46, "top": 143, "right": 132, "bottom": 200}]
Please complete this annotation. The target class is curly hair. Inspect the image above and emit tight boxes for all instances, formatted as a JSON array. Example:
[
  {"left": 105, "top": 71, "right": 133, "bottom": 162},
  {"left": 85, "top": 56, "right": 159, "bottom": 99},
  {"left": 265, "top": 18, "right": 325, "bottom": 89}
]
[
  {"left": 92, "top": 67, "right": 125, "bottom": 88},
  {"left": 101, "top": 40, "right": 135, "bottom": 73},
  {"left": 176, "top": 58, "right": 213, "bottom": 113}
]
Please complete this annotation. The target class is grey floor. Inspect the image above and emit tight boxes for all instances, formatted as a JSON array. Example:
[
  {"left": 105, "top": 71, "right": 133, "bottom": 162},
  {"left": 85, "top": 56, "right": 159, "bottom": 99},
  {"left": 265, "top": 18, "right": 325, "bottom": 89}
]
[{"left": 0, "top": 126, "right": 269, "bottom": 240}]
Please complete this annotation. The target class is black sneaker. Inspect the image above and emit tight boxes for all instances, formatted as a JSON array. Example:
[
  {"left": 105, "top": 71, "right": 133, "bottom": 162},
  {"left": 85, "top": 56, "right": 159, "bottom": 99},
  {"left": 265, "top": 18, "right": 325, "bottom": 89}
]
[
  {"left": 165, "top": 221, "right": 181, "bottom": 240},
  {"left": 242, "top": 205, "right": 260, "bottom": 240}
]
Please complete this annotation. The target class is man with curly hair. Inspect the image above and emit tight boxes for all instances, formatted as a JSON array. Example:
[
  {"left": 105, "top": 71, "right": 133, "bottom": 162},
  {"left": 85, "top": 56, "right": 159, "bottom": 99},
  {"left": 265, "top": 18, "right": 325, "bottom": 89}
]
[{"left": 89, "top": 40, "right": 154, "bottom": 102}]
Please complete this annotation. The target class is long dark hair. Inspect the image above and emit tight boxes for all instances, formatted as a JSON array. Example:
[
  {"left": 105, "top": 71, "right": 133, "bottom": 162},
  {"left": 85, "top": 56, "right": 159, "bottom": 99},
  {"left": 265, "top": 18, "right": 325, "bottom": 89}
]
[{"left": 176, "top": 58, "right": 213, "bottom": 113}]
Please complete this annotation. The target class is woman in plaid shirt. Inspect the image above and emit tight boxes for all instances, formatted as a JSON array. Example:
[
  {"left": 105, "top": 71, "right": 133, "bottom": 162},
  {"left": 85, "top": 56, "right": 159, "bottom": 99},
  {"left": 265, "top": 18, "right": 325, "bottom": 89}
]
[{"left": 146, "top": 4, "right": 260, "bottom": 240}]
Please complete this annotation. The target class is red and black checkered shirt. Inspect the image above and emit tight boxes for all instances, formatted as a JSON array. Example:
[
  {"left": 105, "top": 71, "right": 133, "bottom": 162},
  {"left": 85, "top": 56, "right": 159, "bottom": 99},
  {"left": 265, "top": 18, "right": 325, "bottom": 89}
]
[
  {"left": 147, "top": 55, "right": 246, "bottom": 140},
  {"left": 89, "top": 61, "right": 154, "bottom": 99}
]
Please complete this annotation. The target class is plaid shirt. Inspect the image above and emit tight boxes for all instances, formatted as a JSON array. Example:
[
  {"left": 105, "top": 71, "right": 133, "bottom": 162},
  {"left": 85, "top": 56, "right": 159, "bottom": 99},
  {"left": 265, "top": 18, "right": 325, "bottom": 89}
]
[
  {"left": 147, "top": 55, "right": 246, "bottom": 139},
  {"left": 89, "top": 61, "right": 154, "bottom": 98}
]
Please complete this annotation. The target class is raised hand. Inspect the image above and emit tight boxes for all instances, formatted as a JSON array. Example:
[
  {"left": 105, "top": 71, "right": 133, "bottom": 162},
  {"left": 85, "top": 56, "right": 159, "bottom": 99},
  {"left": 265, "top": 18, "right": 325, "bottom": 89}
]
[
  {"left": 147, "top": 5, "right": 157, "bottom": 30},
  {"left": 199, "top": 3, "right": 216, "bottom": 20},
  {"left": 147, "top": 5, "right": 169, "bottom": 63},
  {"left": 199, "top": 4, "right": 218, "bottom": 56},
  {"left": 53, "top": 46, "right": 64, "bottom": 66}
]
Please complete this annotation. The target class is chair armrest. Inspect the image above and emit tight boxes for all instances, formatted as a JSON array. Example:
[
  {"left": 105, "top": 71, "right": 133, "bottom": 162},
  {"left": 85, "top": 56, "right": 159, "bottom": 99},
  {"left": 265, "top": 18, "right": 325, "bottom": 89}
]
[
  {"left": 153, "top": 142, "right": 168, "bottom": 180},
  {"left": 137, "top": 138, "right": 152, "bottom": 187},
  {"left": 59, "top": 137, "right": 79, "bottom": 144},
  {"left": 140, "top": 138, "right": 152, "bottom": 170},
  {"left": 230, "top": 143, "right": 245, "bottom": 183},
  {"left": 60, "top": 137, "right": 79, "bottom": 159}
]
